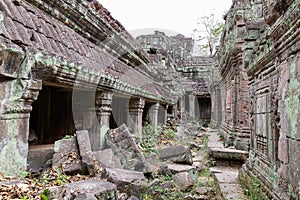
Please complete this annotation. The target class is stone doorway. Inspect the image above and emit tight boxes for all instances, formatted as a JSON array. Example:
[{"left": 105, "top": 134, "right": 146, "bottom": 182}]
[
  {"left": 29, "top": 86, "right": 75, "bottom": 145},
  {"left": 196, "top": 96, "right": 211, "bottom": 122}
]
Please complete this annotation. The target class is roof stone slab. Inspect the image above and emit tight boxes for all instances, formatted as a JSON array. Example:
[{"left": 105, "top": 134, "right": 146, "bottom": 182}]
[{"left": 0, "top": 0, "right": 175, "bottom": 104}]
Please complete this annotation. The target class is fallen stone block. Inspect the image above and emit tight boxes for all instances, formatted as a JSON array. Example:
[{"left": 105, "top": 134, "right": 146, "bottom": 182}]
[
  {"left": 157, "top": 145, "right": 193, "bottom": 165},
  {"left": 47, "top": 179, "right": 117, "bottom": 199},
  {"left": 172, "top": 171, "right": 195, "bottom": 191},
  {"left": 76, "top": 130, "right": 98, "bottom": 175},
  {"left": 27, "top": 144, "right": 54, "bottom": 172},
  {"left": 103, "top": 167, "right": 147, "bottom": 196},
  {"left": 194, "top": 186, "right": 212, "bottom": 195},
  {"left": 166, "top": 163, "right": 197, "bottom": 174},
  {"left": 93, "top": 148, "right": 123, "bottom": 169},
  {"left": 158, "top": 163, "right": 198, "bottom": 177},
  {"left": 106, "top": 124, "right": 150, "bottom": 173},
  {"left": 210, "top": 147, "right": 248, "bottom": 162},
  {"left": 52, "top": 138, "right": 83, "bottom": 174}
]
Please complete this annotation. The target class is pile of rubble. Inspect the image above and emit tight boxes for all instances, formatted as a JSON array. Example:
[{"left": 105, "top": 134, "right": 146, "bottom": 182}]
[{"left": 0, "top": 123, "right": 220, "bottom": 199}]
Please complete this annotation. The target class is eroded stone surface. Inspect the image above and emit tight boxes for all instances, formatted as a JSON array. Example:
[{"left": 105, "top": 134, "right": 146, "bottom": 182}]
[
  {"left": 93, "top": 148, "right": 123, "bottom": 169},
  {"left": 102, "top": 168, "right": 147, "bottom": 196},
  {"left": 76, "top": 130, "right": 97, "bottom": 175},
  {"left": 158, "top": 145, "right": 193, "bottom": 165},
  {"left": 172, "top": 172, "right": 195, "bottom": 191},
  {"left": 52, "top": 138, "right": 83, "bottom": 174},
  {"left": 47, "top": 179, "right": 117, "bottom": 199},
  {"left": 105, "top": 124, "right": 149, "bottom": 173}
]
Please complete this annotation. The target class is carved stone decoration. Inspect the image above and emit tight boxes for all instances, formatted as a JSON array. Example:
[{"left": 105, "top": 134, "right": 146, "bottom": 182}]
[
  {"left": 95, "top": 91, "right": 113, "bottom": 150},
  {"left": 262, "top": 0, "right": 287, "bottom": 25},
  {"left": 127, "top": 98, "right": 145, "bottom": 135},
  {"left": 0, "top": 79, "right": 42, "bottom": 176}
]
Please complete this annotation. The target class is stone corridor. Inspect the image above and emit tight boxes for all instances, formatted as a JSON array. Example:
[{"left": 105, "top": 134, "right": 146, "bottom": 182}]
[{"left": 0, "top": 0, "right": 300, "bottom": 199}]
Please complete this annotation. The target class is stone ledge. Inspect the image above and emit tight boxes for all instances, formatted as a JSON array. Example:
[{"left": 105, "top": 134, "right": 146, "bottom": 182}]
[{"left": 210, "top": 147, "right": 248, "bottom": 162}]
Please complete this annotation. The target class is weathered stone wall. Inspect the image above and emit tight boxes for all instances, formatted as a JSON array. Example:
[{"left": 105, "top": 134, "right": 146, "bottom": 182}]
[
  {"left": 236, "top": 0, "right": 300, "bottom": 199},
  {"left": 136, "top": 31, "right": 194, "bottom": 63},
  {"left": 136, "top": 32, "right": 215, "bottom": 120},
  {"left": 216, "top": 0, "right": 267, "bottom": 150}
]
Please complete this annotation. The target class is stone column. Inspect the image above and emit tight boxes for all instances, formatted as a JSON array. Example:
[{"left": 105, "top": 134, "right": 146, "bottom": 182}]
[
  {"left": 149, "top": 103, "right": 159, "bottom": 130},
  {"left": 128, "top": 98, "right": 145, "bottom": 135},
  {"left": 0, "top": 79, "right": 42, "bottom": 176},
  {"left": 95, "top": 91, "right": 112, "bottom": 150},
  {"left": 163, "top": 104, "right": 169, "bottom": 124},
  {"left": 189, "top": 94, "right": 196, "bottom": 119}
]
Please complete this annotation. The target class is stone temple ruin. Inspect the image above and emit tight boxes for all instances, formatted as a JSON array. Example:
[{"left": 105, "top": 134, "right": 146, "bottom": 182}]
[{"left": 0, "top": 0, "right": 299, "bottom": 199}]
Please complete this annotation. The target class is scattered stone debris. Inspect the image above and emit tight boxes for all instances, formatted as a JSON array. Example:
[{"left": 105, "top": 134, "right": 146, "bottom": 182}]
[
  {"left": 93, "top": 148, "right": 123, "bottom": 169},
  {"left": 1, "top": 123, "right": 226, "bottom": 199},
  {"left": 105, "top": 124, "right": 150, "bottom": 173},
  {"left": 48, "top": 179, "right": 117, "bottom": 199},
  {"left": 76, "top": 130, "right": 101, "bottom": 176},
  {"left": 172, "top": 171, "right": 196, "bottom": 191},
  {"left": 102, "top": 168, "right": 147, "bottom": 196},
  {"left": 157, "top": 145, "right": 193, "bottom": 164},
  {"left": 52, "top": 138, "right": 83, "bottom": 175}
]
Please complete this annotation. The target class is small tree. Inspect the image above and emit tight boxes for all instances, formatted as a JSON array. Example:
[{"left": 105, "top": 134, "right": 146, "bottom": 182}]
[{"left": 193, "top": 13, "right": 225, "bottom": 56}]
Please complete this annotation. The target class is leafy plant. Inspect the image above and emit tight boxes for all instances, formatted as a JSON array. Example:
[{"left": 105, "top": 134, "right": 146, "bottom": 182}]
[
  {"left": 202, "top": 134, "right": 209, "bottom": 147},
  {"left": 40, "top": 189, "right": 49, "bottom": 200}
]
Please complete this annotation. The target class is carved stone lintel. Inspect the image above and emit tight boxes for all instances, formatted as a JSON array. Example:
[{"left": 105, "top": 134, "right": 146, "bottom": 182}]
[{"left": 0, "top": 79, "right": 42, "bottom": 116}]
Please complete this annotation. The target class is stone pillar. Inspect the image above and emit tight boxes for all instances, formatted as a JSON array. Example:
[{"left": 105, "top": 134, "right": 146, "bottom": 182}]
[
  {"left": 170, "top": 105, "right": 176, "bottom": 118},
  {"left": 163, "top": 104, "right": 169, "bottom": 124},
  {"left": 0, "top": 79, "right": 42, "bottom": 176},
  {"left": 149, "top": 102, "right": 159, "bottom": 130},
  {"left": 189, "top": 94, "right": 196, "bottom": 119},
  {"left": 128, "top": 98, "right": 145, "bottom": 135},
  {"left": 95, "top": 91, "right": 112, "bottom": 150}
]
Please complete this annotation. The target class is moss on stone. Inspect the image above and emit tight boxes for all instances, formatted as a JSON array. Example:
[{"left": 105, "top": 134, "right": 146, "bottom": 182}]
[
  {"left": 0, "top": 138, "right": 26, "bottom": 176},
  {"left": 285, "top": 62, "right": 300, "bottom": 139}
]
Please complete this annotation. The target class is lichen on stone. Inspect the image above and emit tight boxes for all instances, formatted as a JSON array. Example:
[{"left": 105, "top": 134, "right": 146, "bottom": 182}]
[{"left": 285, "top": 62, "right": 300, "bottom": 139}]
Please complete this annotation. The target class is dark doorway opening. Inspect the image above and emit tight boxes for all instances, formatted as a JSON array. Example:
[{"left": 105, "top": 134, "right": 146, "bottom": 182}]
[
  {"left": 196, "top": 96, "right": 211, "bottom": 121},
  {"left": 29, "top": 86, "right": 75, "bottom": 145},
  {"left": 110, "top": 96, "right": 128, "bottom": 129}
]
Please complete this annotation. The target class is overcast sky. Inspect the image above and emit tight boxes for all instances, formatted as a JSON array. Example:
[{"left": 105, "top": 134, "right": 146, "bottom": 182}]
[{"left": 99, "top": 0, "right": 233, "bottom": 37}]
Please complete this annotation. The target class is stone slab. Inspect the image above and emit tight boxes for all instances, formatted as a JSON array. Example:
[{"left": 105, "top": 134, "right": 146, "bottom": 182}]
[
  {"left": 52, "top": 138, "right": 83, "bottom": 174},
  {"left": 210, "top": 167, "right": 239, "bottom": 183},
  {"left": 47, "top": 179, "right": 117, "bottom": 199},
  {"left": 219, "top": 183, "right": 248, "bottom": 200},
  {"left": 93, "top": 148, "right": 123, "bottom": 169},
  {"left": 210, "top": 147, "right": 248, "bottom": 161},
  {"left": 167, "top": 163, "right": 197, "bottom": 174},
  {"left": 104, "top": 168, "right": 146, "bottom": 185},
  {"left": 172, "top": 171, "right": 195, "bottom": 191},
  {"left": 27, "top": 144, "right": 54, "bottom": 172},
  {"left": 77, "top": 130, "right": 97, "bottom": 175},
  {"left": 106, "top": 124, "right": 149, "bottom": 172},
  {"left": 103, "top": 168, "right": 147, "bottom": 196},
  {"left": 157, "top": 145, "right": 193, "bottom": 164}
]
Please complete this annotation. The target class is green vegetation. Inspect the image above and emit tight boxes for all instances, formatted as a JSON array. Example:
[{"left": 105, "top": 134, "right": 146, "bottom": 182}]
[
  {"left": 242, "top": 175, "right": 269, "bottom": 200},
  {"left": 137, "top": 123, "right": 177, "bottom": 154}
]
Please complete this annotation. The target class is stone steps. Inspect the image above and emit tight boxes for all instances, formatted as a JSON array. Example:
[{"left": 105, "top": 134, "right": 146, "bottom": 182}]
[
  {"left": 206, "top": 129, "right": 249, "bottom": 200},
  {"left": 210, "top": 166, "right": 249, "bottom": 200}
]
